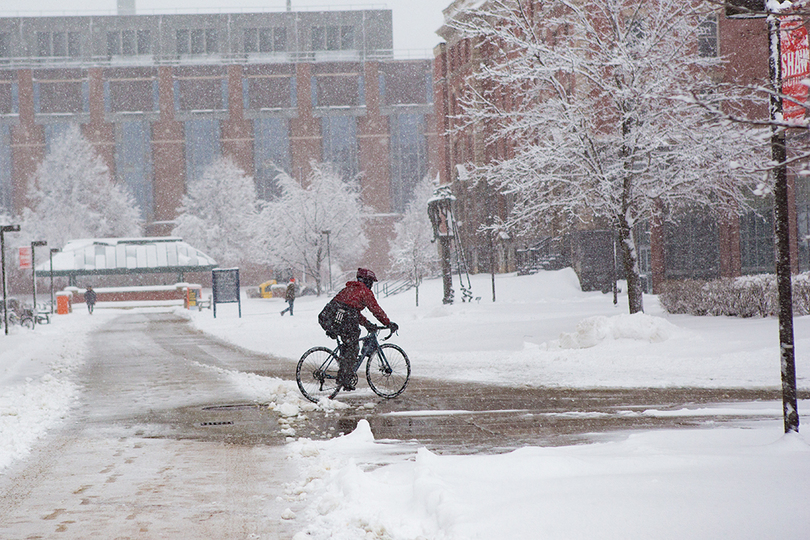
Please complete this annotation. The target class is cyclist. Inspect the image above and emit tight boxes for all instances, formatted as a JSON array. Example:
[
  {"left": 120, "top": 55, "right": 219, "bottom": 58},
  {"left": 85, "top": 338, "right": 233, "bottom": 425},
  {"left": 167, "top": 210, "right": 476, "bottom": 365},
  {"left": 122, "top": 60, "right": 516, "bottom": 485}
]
[{"left": 318, "top": 268, "right": 398, "bottom": 391}]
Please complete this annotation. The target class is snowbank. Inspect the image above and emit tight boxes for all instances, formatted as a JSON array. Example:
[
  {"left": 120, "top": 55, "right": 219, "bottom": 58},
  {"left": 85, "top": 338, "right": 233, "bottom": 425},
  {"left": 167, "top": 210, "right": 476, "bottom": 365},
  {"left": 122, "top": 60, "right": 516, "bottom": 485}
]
[{"left": 286, "top": 418, "right": 810, "bottom": 540}]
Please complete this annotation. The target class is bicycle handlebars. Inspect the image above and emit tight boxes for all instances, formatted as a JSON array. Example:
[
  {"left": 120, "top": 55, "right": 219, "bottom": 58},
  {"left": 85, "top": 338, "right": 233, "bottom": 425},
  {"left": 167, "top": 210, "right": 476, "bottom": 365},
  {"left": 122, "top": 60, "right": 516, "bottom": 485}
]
[{"left": 367, "top": 324, "right": 396, "bottom": 340}]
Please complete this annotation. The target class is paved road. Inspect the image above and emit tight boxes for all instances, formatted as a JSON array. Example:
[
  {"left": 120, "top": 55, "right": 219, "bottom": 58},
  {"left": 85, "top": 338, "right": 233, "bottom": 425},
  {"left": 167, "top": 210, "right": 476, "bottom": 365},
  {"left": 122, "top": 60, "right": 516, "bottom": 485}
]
[
  {"left": 0, "top": 311, "right": 802, "bottom": 538},
  {"left": 0, "top": 312, "right": 300, "bottom": 540}
]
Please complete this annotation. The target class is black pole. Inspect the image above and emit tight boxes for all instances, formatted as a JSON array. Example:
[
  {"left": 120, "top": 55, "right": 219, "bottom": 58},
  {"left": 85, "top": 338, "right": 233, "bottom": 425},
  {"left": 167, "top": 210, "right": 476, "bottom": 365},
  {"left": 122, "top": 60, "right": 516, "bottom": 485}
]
[
  {"left": 31, "top": 241, "right": 46, "bottom": 328},
  {"left": 1, "top": 225, "right": 20, "bottom": 335},
  {"left": 1, "top": 230, "right": 6, "bottom": 335},
  {"left": 768, "top": 13, "right": 799, "bottom": 433},
  {"left": 49, "top": 249, "right": 58, "bottom": 315},
  {"left": 32, "top": 244, "right": 36, "bottom": 327}
]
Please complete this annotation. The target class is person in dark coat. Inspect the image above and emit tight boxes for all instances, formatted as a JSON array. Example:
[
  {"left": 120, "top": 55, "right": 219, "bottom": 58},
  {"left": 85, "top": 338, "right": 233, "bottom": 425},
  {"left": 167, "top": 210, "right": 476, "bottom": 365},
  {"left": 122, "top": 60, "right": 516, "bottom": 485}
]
[
  {"left": 84, "top": 286, "right": 97, "bottom": 314},
  {"left": 280, "top": 278, "right": 296, "bottom": 316},
  {"left": 319, "top": 268, "right": 398, "bottom": 390}
]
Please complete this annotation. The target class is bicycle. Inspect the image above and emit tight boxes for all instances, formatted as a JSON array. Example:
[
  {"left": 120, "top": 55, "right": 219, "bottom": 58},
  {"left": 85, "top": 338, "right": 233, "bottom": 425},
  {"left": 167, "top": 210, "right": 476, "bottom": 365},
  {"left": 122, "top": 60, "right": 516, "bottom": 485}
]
[
  {"left": 296, "top": 325, "right": 411, "bottom": 403},
  {"left": 0, "top": 310, "right": 33, "bottom": 329}
]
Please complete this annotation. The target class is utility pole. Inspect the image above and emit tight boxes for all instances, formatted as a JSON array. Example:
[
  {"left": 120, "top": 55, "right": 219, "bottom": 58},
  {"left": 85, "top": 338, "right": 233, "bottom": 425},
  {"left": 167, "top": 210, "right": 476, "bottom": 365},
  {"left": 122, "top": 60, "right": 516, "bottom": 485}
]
[{"left": 767, "top": 10, "right": 799, "bottom": 433}]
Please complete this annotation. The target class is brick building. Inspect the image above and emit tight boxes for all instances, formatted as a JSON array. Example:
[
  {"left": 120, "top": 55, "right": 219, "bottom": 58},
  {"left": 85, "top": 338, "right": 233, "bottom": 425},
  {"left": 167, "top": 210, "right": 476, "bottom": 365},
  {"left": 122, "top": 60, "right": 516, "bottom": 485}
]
[
  {"left": 433, "top": 0, "right": 810, "bottom": 292},
  {"left": 0, "top": 7, "right": 435, "bottom": 277}
]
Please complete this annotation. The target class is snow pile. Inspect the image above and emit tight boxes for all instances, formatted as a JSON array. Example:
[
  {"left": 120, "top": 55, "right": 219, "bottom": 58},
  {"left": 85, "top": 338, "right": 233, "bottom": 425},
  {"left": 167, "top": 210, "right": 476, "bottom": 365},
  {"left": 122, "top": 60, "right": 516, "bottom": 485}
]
[
  {"left": 287, "top": 420, "right": 447, "bottom": 540},
  {"left": 285, "top": 419, "right": 810, "bottom": 540},
  {"left": 0, "top": 311, "right": 110, "bottom": 472},
  {"left": 0, "top": 374, "right": 78, "bottom": 471},
  {"left": 555, "top": 312, "right": 681, "bottom": 349}
]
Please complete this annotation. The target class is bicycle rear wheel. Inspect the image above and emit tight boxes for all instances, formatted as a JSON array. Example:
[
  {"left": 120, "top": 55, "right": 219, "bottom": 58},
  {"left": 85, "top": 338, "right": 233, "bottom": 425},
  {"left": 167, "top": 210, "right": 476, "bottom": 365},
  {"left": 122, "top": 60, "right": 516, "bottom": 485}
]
[
  {"left": 366, "top": 343, "right": 410, "bottom": 398},
  {"left": 296, "top": 347, "right": 341, "bottom": 403}
]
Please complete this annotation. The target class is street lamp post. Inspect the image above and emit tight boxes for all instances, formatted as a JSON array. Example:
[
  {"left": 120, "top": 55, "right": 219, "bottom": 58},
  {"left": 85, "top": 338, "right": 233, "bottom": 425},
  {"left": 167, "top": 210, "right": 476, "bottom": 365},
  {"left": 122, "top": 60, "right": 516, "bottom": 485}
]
[
  {"left": 50, "top": 248, "right": 60, "bottom": 315},
  {"left": 1, "top": 224, "right": 20, "bottom": 335},
  {"left": 321, "top": 230, "right": 332, "bottom": 293},
  {"left": 727, "top": 0, "right": 802, "bottom": 435},
  {"left": 766, "top": 10, "right": 799, "bottom": 434},
  {"left": 31, "top": 240, "right": 46, "bottom": 328}
]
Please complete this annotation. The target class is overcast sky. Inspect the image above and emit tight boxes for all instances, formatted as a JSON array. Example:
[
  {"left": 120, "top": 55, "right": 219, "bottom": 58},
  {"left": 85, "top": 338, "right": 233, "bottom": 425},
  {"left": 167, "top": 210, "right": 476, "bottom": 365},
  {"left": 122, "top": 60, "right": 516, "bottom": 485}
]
[{"left": 1, "top": 0, "right": 446, "bottom": 53}]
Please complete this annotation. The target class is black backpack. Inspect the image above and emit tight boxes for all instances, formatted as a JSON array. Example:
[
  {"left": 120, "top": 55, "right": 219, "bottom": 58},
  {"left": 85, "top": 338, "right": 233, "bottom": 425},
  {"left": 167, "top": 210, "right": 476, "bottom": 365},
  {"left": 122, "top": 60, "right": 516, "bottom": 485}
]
[{"left": 318, "top": 299, "right": 353, "bottom": 337}]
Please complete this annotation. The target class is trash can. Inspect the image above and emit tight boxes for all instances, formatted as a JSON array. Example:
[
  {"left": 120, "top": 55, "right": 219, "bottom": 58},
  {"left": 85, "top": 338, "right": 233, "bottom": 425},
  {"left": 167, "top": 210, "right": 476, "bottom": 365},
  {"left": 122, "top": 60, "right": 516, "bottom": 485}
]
[{"left": 56, "top": 292, "right": 72, "bottom": 315}]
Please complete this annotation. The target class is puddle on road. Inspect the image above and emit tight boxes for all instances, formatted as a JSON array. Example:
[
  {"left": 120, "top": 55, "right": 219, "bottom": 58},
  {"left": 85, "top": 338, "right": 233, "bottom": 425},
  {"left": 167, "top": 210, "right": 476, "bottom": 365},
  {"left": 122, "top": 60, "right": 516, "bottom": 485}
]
[{"left": 126, "top": 402, "right": 291, "bottom": 446}]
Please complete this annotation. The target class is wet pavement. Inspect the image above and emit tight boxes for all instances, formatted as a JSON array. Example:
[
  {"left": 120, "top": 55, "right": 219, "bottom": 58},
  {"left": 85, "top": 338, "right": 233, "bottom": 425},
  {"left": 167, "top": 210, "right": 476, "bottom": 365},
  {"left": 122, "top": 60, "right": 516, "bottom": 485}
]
[{"left": 0, "top": 311, "right": 804, "bottom": 538}]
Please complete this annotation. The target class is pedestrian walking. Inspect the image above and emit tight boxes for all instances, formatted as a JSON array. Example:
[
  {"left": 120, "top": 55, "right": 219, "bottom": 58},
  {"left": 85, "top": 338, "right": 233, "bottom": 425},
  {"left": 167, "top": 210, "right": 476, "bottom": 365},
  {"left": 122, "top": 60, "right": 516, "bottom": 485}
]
[
  {"left": 85, "top": 285, "right": 97, "bottom": 315},
  {"left": 280, "top": 278, "right": 296, "bottom": 316}
]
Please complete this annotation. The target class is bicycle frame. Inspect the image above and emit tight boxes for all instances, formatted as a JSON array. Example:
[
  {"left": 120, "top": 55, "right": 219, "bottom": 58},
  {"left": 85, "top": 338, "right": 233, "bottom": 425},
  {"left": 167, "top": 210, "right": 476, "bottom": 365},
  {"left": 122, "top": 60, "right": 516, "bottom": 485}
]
[{"left": 334, "top": 330, "right": 391, "bottom": 374}]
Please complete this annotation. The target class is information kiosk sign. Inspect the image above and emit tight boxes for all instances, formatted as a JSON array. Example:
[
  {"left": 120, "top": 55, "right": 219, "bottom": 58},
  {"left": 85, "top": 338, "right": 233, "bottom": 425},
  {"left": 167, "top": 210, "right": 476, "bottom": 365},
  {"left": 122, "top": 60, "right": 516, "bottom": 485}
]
[{"left": 212, "top": 268, "right": 241, "bottom": 318}]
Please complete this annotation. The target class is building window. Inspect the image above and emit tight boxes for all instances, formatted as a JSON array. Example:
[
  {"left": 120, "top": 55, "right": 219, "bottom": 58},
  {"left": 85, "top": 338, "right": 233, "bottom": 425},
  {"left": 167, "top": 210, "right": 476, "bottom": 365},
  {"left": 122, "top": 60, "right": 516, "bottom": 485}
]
[
  {"left": 105, "top": 73, "right": 158, "bottom": 113},
  {"left": 116, "top": 120, "right": 153, "bottom": 220},
  {"left": 177, "top": 29, "right": 218, "bottom": 55},
  {"left": 740, "top": 203, "right": 775, "bottom": 274},
  {"left": 321, "top": 115, "right": 358, "bottom": 180},
  {"left": 43, "top": 123, "right": 71, "bottom": 153},
  {"left": 664, "top": 209, "right": 719, "bottom": 280},
  {"left": 244, "top": 27, "right": 287, "bottom": 53},
  {"left": 698, "top": 14, "right": 718, "bottom": 58},
  {"left": 312, "top": 25, "right": 354, "bottom": 51},
  {"left": 313, "top": 72, "right": 363, "bottom": 108},
  {"left": 0, "top": 125, "right": 11, "bottom": 213},
  {"left": 35, "top": 77, "right": 88, "bottom": 115},
  {"left": 37, "top": 32, "right": 50, "bottom": 57},
  {"left": 137, "top": 30, "right": 151, "bottom": 55},
  {"left": 254, "top": 118, "right": 290, "bottom": 200},
  {"left": 389, "top": 113, "right": 427, "bottom": 213},
  {"left": 68, "top": 32, "right": 81, "bottom": 58},
  {"left": 0, "top": 33, "right": 8, "bottom": 58},
  {"left": 184, "top": 118, "right": 221, "bottom": 185},
  {"left": 36, "top": 31, "right": 80, "bottom": 57}
]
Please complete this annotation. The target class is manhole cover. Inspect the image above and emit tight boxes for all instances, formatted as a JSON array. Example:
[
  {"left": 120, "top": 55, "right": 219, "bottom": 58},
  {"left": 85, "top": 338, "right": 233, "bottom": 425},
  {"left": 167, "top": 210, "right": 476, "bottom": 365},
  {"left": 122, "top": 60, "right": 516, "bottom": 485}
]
[
  {"left": 201, "top": 403, "right": 263, "bottom": 411},
  {"left": 200, "top": 421, "right": 234, "bottom": 426}
]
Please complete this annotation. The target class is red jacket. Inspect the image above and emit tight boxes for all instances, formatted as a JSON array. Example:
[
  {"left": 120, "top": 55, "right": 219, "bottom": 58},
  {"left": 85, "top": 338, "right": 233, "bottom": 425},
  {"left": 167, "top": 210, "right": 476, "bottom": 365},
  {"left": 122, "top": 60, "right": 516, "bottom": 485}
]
[{"left": 332, "top": 281, "right": 391, "bottom": 328}]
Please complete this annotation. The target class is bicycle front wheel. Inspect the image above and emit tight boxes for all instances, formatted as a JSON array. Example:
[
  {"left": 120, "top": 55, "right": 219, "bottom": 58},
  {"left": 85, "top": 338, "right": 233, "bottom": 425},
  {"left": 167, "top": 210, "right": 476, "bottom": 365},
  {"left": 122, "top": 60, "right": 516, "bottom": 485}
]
[
  {"left": 20, "top": 316, "right": 34, "bottom": 329},
  {"left": 366, "top": 343, "right": 410, "bottom": 398},
  {"left": 297, "top": 347, "right": 341, "bottom": 403}
]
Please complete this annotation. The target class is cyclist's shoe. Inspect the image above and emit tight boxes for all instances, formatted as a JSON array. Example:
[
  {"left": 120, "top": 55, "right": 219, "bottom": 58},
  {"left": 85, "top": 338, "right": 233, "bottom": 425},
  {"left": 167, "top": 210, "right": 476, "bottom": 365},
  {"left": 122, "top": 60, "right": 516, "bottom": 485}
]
[{"left": 340, "top": 373, "right": 358, "bottom": 391}]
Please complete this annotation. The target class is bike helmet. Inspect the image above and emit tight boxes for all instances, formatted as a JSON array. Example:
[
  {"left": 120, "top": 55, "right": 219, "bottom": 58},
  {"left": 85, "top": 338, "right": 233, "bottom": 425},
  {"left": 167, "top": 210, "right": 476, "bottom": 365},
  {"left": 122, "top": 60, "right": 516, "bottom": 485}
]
[{"left": 356, "top": 268, "right": 377, "bottom": 288}]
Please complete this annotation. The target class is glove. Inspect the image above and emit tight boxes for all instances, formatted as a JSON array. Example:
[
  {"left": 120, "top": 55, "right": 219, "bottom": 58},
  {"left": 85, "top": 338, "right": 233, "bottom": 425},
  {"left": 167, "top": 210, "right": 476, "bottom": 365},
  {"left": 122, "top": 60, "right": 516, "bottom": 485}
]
[
  {"left": 326, "top": 331, "right": 337, "bottom": 340},
  {"left": 388, "top": 322, "right": 399, "bottom": 333}
]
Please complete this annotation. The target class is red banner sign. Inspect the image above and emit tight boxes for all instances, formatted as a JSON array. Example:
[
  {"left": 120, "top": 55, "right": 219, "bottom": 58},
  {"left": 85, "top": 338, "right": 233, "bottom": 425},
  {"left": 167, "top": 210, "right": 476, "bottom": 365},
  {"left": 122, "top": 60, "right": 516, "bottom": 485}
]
[
  {"left": 18, "top": 246, "right": 31, "bottom": 269},
  {"left": 781, "top": 16, "right": 810, "bottom": 122}
]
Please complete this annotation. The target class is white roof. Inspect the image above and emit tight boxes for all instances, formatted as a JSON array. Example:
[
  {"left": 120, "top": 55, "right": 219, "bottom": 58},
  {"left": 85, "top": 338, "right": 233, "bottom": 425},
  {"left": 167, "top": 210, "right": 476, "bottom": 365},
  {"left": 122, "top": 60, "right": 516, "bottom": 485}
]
[{"left": 35, "top": 237, "right": 218, "bottom": 276}]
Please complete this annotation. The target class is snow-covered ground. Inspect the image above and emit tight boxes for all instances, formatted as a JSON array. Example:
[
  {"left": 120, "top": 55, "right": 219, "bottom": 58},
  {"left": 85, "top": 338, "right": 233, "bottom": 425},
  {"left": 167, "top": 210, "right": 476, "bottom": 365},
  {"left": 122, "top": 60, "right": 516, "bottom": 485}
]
[{"left": 1, "top": 269, "right": 809, "bottom": 539}]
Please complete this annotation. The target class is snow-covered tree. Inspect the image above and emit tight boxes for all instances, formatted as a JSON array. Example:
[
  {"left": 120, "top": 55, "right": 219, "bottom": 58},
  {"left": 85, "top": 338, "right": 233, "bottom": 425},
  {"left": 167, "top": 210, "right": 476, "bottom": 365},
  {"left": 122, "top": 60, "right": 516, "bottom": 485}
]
[
  {"left": 389, "top": 175, "right": 440, "bottom": 306},
  {"left": 453, "top": 0, "right": 765, "bottom": 313},
  {"left": 255, "top": 162, "right": 367, "bottom": 295},
  {"left": 172, "top": 157, "right": 259, "bottom": 267},
  {"left": 21, "top": 125, "right": 141, "bottom": 248}
]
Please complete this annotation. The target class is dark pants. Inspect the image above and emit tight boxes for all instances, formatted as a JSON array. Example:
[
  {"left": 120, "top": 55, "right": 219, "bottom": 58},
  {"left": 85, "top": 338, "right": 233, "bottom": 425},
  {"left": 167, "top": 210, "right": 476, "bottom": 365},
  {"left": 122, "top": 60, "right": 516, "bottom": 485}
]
[
  {"left": 281, "top": 299, "right": 294, "bottom": 316},
  {"left": 335, "top": 308, "right": 360, "bottom": 387}
]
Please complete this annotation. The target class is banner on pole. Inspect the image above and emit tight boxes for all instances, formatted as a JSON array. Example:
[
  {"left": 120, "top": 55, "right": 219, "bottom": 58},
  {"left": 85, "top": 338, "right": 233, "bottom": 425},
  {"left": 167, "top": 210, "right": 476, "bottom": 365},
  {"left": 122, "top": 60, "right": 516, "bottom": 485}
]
[
  {"left": 781, "top": 16, "right": 810, "bottom": 122},
  {"left": 18, "top": 247, "right": 31, "bottom": 270}
]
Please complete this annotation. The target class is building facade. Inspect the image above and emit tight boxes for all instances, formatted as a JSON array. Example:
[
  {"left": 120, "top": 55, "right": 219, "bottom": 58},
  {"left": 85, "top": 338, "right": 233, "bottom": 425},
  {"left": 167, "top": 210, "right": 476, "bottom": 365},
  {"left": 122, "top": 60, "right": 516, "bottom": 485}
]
[
  {"left": 433, "top": 0, "right": 810, "bottom": 293},
  {"left": 0, "top": 8, "right": 435, "bottom": 276}
]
